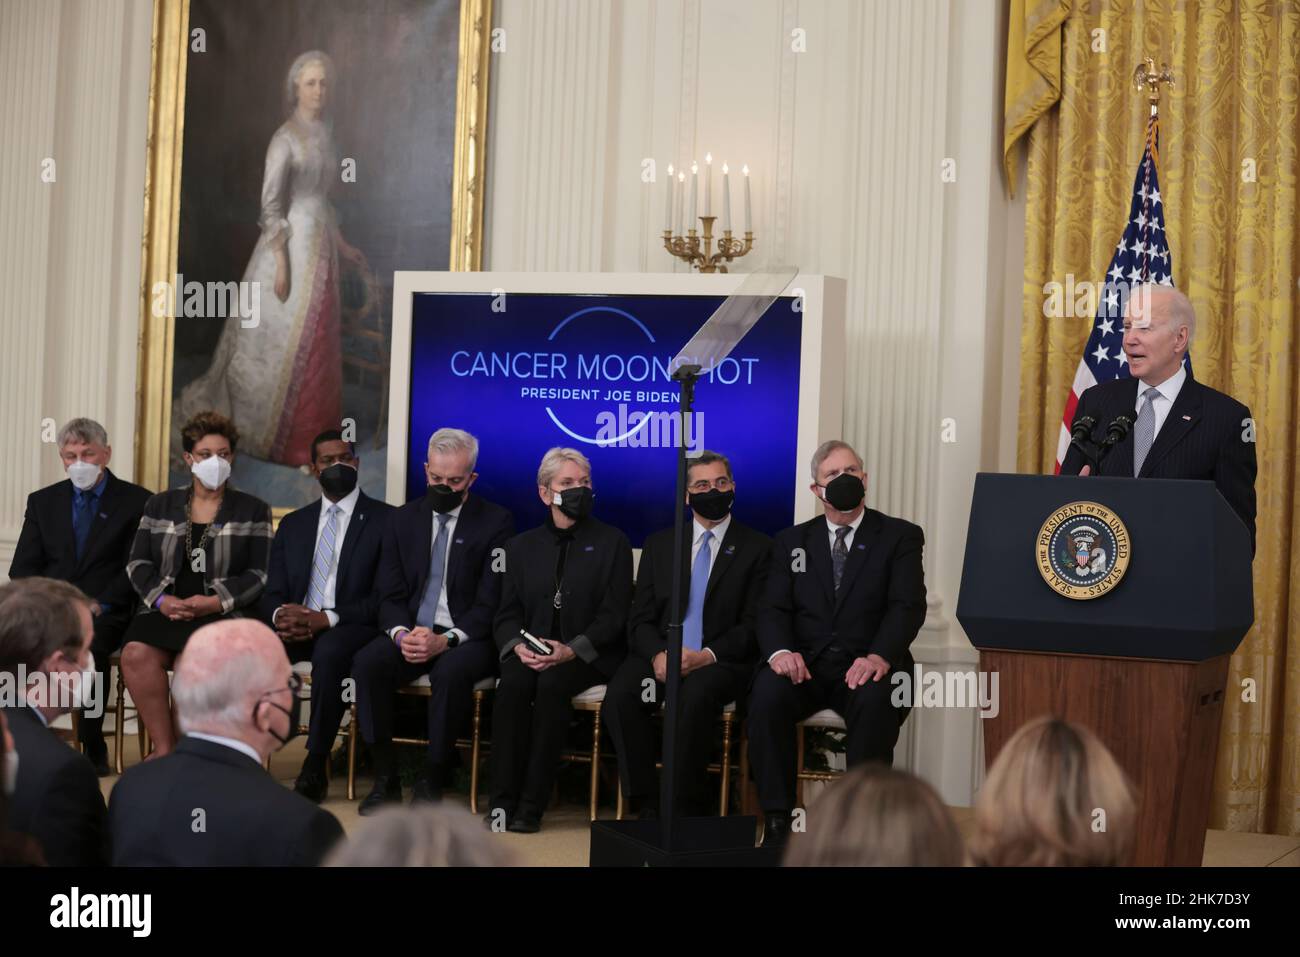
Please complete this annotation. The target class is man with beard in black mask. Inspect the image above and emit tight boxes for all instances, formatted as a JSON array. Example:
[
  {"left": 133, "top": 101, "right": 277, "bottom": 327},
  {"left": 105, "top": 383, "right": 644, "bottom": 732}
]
[
  {"left": 487, "top": 447, "right": 632, "bottom": 833},
  {"left": 259, "top": 430, "right": 394, "bottom": 802},
  {"left": 748, "top": 439, "right": 927, "bottom": 847},
  {"left": 602, "top": 450, "right": 769, "bottom": 819},
  {"left": 353, "top": 428, "right": 514, "bottom": 814}
]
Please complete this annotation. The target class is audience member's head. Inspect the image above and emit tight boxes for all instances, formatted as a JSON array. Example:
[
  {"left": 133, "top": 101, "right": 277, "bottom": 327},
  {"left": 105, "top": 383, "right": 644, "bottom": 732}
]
[
  {"left": 784, "top": 764, "right": 965, "bottom": 867},
  {"left": 325, "top": 805, "right": 517, "bottom": 867},
  {"left": 0, "top": 578, "right": 95, "bottom": 721},
  {"left": 172, "top": 619, "right": 297, "bottom": 763},
  {"left": 969, "top": 715, "right": 1136, "bottom": 867}
]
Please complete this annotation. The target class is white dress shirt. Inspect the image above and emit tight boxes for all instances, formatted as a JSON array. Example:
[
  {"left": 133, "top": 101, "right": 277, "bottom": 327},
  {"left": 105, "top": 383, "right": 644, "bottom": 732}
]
[
  {"left": 768, "top": 509, "right": 866, "bottom": 664},
  {"left": 388, "top": 503, "right": 468, "bottom": 644},
  {"left": 273, "top": 486, "right": 360, "bottom": 629},
  {"left": 185, "top": 731, "right": 263, "bottom": 765},
  {"left": 690, "top": 515, "right": 731, "bottom": 664},
  {"left": 1136, "top": 362, "right": 1187, "bottom": 443}
]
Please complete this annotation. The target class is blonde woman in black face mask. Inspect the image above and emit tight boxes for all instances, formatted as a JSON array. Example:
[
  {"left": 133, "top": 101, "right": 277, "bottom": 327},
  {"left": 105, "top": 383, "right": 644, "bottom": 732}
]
[
  {"left": 486, "top": 447, "right": 634, "bottom": 833},
  {"left": 120, "top": 411, "right": 273, "bottom": 759}
]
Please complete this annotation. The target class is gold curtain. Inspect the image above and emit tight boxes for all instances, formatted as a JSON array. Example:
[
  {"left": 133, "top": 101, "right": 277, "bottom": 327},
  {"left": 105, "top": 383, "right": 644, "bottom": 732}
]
[{"left": 1013, "top": 0, "right": 1300, "bottom": 836}]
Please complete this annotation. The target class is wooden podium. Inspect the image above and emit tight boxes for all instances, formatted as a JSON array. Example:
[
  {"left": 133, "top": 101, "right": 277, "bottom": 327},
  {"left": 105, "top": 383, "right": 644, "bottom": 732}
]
[{"left": 957, "top": 474, "right": 1254, "bottom": 867}]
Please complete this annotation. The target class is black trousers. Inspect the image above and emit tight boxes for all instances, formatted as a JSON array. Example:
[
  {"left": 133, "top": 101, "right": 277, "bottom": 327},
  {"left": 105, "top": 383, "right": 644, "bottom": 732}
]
[
  {"left": 488, "top": 654, "right": 605, "bottom": 819},
  {"left": 747, "top": 648, "right": 908, "bottom": 812},
  {"left": 601, "top": 656, "right": 746, "bottom": 815},
  {"left": 282, "top": 623, "right": 379, "bottom": 755},
  {"left": 82, "top": 609, "right": 130, "bottom": 749},
  {"left": 352, "top": 634, "right": 496, "bottom": 771}
]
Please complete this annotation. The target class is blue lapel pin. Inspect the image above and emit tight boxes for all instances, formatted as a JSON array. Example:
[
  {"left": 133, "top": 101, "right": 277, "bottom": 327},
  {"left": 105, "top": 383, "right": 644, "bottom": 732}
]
[
  {"left": 455, "top": 538, "right": 464, "bottom": 544},
  {"left": 584, "top": 545, "right": 595, "bottom": 552},
  {"left": 856, "top": 543, "right": 865, "bottom": 550}
]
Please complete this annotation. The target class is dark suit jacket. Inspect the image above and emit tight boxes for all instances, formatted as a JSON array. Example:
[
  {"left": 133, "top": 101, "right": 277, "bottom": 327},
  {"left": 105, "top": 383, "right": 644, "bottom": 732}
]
[
  {"left": 2, "top": 705, "right": 108, "bottom": 866},
  {"left": 259, "top": 491, "right": 394, "bottom": 627},
  {"left": 1060, "top": 373, "right": 1257, "bottom": 550},
  {"left": 107, "top": 736, "right": 343, "bottom": 866},
  {"left": 629, "top": 518, "right": 770, "bottom": 673},
  {"left": 494, "top": 516, "right": 633, "bottom": 679},
  {"left": 757, "top": 510, "right": 927, "bottom": 672},
  {"left": 10, "top": 470, "right": 152, "bottom": 623},
  {"left": 375, "top": 493, "right": 515, "bottom": 641}
]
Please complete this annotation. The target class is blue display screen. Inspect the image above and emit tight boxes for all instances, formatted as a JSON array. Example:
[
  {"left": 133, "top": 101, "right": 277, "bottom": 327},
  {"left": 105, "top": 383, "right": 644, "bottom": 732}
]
[{"left": 406, "top": 292, "right": 803, "bottom": 545}]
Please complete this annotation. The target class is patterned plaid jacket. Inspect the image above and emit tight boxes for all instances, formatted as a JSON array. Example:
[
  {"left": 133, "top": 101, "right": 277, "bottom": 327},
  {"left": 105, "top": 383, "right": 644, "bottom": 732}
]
[{"left": 127, "top": 486, "right": 273, "bottom": 616}]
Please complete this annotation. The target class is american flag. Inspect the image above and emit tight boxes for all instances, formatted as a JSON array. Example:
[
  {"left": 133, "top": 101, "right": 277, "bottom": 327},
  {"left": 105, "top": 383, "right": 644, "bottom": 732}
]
[{"left": 1053, "top": 110, "right": 1180, "bottom": 471}]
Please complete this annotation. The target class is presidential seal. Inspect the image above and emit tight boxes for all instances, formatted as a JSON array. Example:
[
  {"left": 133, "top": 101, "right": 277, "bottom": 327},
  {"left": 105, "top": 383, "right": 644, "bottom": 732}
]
[{"left": 1036, "top": 501, "right": 1131, "bottom": 599}]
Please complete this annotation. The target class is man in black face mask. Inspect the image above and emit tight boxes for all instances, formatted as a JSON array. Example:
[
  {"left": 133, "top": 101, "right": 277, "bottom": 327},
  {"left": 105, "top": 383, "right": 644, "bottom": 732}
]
[
  {"left": 352, "top": 428, "right": 514, "bottom": 814},
  {"left": 602, "top": 450, "right": 770, "bottom": 819},
  {"left": 259, "top": 430, "right": 394, "bottom": 803},
  {"left": 748, "top": 439, "right": 927, "bottom": 847},
  {"left": 108, "top": 619, "right": 344, "bottom": 865}
]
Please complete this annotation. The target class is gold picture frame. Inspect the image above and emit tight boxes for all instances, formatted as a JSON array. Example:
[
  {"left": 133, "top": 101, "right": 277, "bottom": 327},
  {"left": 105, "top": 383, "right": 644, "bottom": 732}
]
[{"left": 134, "top": 0, "right": 493, "bottom": 497}]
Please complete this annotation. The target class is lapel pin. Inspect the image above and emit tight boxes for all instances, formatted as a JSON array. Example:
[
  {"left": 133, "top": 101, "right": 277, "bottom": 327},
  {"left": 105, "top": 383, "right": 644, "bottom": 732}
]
[
  {"left": 1182, "top": 414, "right": 1192, "bottom": 420},
  {"left": 584, "top": 545, "right": 595, "bottom": 552},
  {"left": 454, "top": 538, "right": 464, "bottom": 544},
  {"left": 856, "top": 544, "right": 865, "bottom": 550},
  {"left": 725, "top": 545, "right": 735, "bottom": 554}
]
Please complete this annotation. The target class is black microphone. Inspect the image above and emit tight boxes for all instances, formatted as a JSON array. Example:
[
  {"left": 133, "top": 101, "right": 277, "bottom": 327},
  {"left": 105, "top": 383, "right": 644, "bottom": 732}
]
[
  {"left": 1095, "top": 414, "right": 1134, "bottom": 468},
  {"left": 1068, "top": 415, "right": 1100, "bottom": 473}
]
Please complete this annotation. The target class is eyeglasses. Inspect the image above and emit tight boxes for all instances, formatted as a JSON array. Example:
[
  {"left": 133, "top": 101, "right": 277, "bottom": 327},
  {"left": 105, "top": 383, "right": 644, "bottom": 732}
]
[
  {"left": 255, "top": 674, "right": 301, "bottom": 702},
  {"left": 688, "top": 477, "right": 733, "bottom": 493}
]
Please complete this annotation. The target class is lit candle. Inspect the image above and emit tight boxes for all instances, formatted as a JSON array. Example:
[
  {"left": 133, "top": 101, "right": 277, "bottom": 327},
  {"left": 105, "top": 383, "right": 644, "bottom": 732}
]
[
  {"left": 675, "top": 170, "right": 685, "bottom": 236},
  {"left": 689, "top": 162, "right": 698, "bottom": 231},
  {"left": 704, "top": 152, "right": 713, "bottom": 217},
  {"left": 721, "top": 162, "right": 732, "bottom": 232},
  {"left": 742, "top": 164, "right": 752, "bottom": 233},
  {"left": 664, "top": 163, "right": 674, "bottom": 232}
]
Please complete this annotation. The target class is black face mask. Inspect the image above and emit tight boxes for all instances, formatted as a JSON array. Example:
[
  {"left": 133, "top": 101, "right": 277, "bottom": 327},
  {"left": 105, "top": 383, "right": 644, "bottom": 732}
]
[
  {"left": 820, "top": 473, "right": 865, "bottom": 512},
  {"left": 552, "top": 486, "right": 594, "bottom": 521},
  {"left": 689, "top": 488, "right": 734, "bottom": 521},
  {"left": 259, "top": 696, "right": 302, "bottom": 749},
  {"left": 318, "top": 462, "right": 357, "bottom": 499},
  {"left": 426, "top": 483, "right": 463, "bottom": 514}
]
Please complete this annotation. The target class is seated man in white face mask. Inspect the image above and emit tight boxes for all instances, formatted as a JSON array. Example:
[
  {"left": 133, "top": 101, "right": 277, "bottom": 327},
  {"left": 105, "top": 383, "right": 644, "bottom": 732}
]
[
  {"left": 0, "top": 577, "right": 108, "bottom": 866},
  {"left": 9, "top": 417, "right": 151, "bottom": 774},
  {"left": 120, "top": 410, "right": 273, "bottom": 759}
]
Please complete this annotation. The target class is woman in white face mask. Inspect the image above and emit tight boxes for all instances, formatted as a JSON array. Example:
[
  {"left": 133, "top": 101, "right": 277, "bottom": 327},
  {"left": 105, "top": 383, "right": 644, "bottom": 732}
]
[{"left": 119, "top": 411, "right": 274, "bottom": 758}]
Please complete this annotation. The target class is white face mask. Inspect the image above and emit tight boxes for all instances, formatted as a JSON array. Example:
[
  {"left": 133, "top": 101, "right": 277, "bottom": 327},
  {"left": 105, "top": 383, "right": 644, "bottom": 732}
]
[
  {"left": 67, "top": 460, "right": 102, "bottom": 491},
  {"left": 191, "top": 455, "right": 232, "bottom": 491},
  {"left": 3, "top": 750, "right": 17, "bottom": 796}
]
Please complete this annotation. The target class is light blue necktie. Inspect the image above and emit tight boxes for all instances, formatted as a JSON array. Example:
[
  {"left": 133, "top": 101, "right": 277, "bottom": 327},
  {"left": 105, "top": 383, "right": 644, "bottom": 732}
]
[
  {"left": 305, "top": 504, "right": 340, "bottom": 610},
  {"left": 416, "top": 513, "right": 452, "bottom": 628},
  {"left": 681, "top": 530, "right": 712, "bottom": 652},
  {"left": 1133, "top": 387, "right": 1157, "bottom": 476}
]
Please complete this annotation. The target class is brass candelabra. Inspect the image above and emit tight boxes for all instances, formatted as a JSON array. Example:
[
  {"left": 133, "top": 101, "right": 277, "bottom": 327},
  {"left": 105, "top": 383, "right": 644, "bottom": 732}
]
[{"left": 663, "top": 217, "right": 753, "bottom": 273}]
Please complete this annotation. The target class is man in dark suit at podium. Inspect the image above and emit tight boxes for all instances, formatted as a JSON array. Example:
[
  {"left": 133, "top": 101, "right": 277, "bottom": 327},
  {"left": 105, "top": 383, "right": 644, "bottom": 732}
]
[
  {"left": 1061, "top": 284, "right": 1257, "bottom": 551},
  {"left": 748, "top": 440, "right": 927, "bottom": 847},
  {"left": 602, "top": 450, "right": 769, "bottom": 818},
  {"left": 259, "top": 430, "right": 393, "bottom": 803},
  {"left": 9, "top": 418, "right": 151, "bottom": 774},
  {"left": 352, "top": 428, "right": 514, "bottom": 814}
]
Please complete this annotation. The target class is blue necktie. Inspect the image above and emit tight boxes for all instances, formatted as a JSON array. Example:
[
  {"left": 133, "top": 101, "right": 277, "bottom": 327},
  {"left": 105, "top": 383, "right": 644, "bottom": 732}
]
[
  {"left": 73, "top": 492, "right": 95, "bottom": 562},
  {"left": 305, "top": 504, "right": 340, "bottom": 610},
  {"left": 681, "top": 530, "right": 712, "bottom": 652},
  {"left": 416, "top": 514, "right": 452, "bottom": 628}
]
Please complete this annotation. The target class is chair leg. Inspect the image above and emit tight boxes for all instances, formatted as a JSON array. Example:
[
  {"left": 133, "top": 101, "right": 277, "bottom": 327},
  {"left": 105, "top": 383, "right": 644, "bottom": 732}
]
[
  {"left": 719, "top": 712, "right": 734, "bottom": 817},
  {"left": 113, "top": 665, "right": 125, "bottom": 774},
  {"left": 589, "top": 710, "right": 602, "bottom": 822},
  {"left": 738, "top": 727, "right": 752, "bottom": 817},
  {"left": 469, "top": 691, "right": 483, "bottom": 815},
  {"left": 69, "top": 709, "right": 82, "bottom": 751},
  {"left": 795, "top": 725, "right": 806, "bottom": 809},
  {"left": 347, "top": 703, "right": 358, "bottom": 801},
  {"left": 616, "top": 782, "right": 624, "bottom": 821}
]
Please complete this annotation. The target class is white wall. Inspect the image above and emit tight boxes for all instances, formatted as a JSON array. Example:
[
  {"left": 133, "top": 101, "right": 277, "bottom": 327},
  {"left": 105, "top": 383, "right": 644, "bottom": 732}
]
[{"left": 0, "top": 0, "right": 1022, "bottom": 805}]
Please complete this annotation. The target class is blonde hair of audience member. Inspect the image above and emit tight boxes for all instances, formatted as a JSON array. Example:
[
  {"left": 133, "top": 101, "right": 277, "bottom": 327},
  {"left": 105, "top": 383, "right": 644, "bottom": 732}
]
[
  {"left": 970, "top": 715, "right": 1136, "bottom": 867},
  {"left": 325, "top": 805, "right": 517, "bottom": 867},
  {"left": 783, "top": 764, "right": 965, "bottom": 867}
]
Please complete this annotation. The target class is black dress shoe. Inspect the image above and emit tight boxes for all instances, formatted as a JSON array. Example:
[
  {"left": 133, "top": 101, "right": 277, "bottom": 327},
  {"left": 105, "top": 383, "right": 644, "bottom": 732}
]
[
  {"left": 762, "top": 811, "right": 792, "bottom": 848},
  {"left": 359, "top": 776, "right": 402, "bottom": 816},
  {"left": 293, "top": 765, "right": 328, "bottom": 804},
  {"left": 506, "top": 815, "right": 541, "bottom": 834},
  {"left": 410, "top": 777, "right": 442, "bottom": 805}
]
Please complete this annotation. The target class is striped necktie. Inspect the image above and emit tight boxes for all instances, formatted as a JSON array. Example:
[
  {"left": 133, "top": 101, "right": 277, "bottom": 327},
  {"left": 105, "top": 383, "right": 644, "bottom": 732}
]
[
  {"left": 1133, "top": 387, "right": 1157, "bottom": 476},
  {"left": 305, "top": 504, "right": 341, "bottom": 610}
]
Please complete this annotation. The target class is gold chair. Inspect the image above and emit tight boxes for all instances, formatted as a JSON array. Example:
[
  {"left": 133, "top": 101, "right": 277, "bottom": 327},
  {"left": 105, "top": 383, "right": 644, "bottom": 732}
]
[
  {"left": 613, "top": 701, "right": 743, "bottom": 819},
  {"left": 795, "top": 708, "right": 846, "bottom": 806},
  {"left": 110, "top": 650, "right": 148, "bottom": 773},
  {"left": 563, "top": 684, "right": 609, "bottom": 822},
  {"left": 345, "top": 674, "right": 497, "bottom": 810}
]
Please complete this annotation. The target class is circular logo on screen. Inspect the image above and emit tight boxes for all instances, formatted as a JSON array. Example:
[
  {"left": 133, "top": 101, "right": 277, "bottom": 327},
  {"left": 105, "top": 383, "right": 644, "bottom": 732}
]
[{"left": 1035, "top": 501, "right": 1131, "bottom": 600}]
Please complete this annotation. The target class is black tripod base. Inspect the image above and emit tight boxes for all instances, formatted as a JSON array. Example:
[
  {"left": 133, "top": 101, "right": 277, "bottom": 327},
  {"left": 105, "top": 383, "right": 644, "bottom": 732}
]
[{"left": 589, "top": 817, "right": 783, "bottom": 867}]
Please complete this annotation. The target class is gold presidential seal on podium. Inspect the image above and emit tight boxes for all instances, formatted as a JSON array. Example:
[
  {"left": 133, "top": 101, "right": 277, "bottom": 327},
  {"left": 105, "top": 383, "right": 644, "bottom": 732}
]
[{"left": 1036, "top": 501, "right": 1131, "bottom": 599}]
